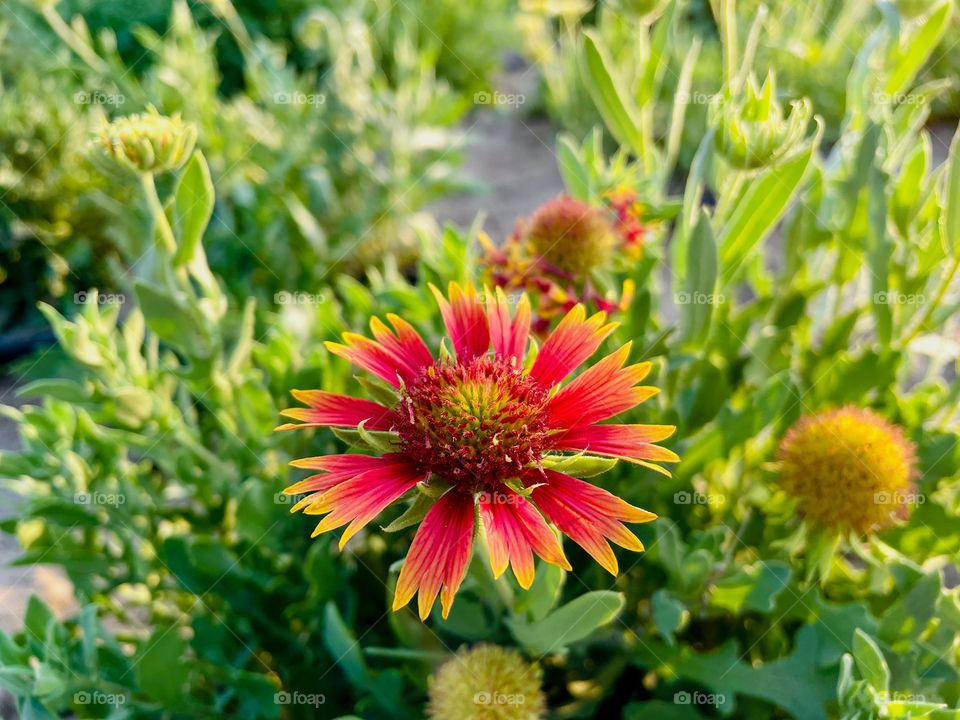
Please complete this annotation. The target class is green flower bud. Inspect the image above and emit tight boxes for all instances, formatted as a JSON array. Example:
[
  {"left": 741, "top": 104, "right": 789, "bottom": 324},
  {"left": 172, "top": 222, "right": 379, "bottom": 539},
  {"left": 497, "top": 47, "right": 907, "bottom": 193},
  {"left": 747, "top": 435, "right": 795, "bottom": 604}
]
[
  {"left": 88, "top": 109, "right": 197, "bottom": 176},
  {"left": 428, "top": 645, "right": 547, "bottom": 720},
  {"left": 710, "top": 72, "right": 813, "bottom": 170}
]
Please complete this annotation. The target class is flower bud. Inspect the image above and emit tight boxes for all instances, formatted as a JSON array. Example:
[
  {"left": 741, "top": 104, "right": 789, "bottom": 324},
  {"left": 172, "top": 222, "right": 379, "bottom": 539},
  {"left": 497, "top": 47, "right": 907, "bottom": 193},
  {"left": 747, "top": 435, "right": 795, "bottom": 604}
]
[
  {"left": 710, "top": 72, "right": 813, "bottom": 169},
  {"left": 89, "top": 109, "right": 197, "bottom": 176}
]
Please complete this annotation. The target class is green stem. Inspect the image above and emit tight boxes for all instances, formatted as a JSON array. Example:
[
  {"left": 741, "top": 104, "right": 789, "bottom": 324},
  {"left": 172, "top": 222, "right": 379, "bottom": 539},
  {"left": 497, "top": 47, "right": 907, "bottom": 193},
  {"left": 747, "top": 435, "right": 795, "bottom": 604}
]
[
  {"left": 41, "top": 4, "right": 111, "bottom": 75},
  {"left": 140, "top": 172, "right": 178, "bottom": 256},
  {"left": 719, "top": 0, "right": 738, "bottom": 89},
  {"left": 364, "top": 647, "right": 448, "bottom": 661},
  {"left": 903, "top": 253, "right": 960, "bottom": 343}
]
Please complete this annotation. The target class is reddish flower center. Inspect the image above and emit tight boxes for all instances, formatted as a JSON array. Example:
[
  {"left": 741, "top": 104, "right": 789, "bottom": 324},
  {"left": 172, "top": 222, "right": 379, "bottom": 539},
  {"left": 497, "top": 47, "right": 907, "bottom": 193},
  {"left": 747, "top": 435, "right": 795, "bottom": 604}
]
[{"left": 395, "top": 356, "right": 550, "bottom": 490}]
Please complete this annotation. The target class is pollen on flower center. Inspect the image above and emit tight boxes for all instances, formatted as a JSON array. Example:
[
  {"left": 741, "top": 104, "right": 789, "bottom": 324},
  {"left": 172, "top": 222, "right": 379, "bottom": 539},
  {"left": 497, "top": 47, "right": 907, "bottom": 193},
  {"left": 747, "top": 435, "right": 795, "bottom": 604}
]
[{"left": 395, "top": 355, "right": 550, "bottom": 490}]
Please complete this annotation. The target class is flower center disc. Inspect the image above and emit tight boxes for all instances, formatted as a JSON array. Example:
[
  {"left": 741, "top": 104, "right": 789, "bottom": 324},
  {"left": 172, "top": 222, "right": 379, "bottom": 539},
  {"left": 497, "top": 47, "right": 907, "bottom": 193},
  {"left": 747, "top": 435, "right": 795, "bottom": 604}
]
[
  {"left": 395, "top": 356, "right": 550, "bottom": 490},
  {"left": 526, "top": 196, "right": 616, "bottom": 275}
]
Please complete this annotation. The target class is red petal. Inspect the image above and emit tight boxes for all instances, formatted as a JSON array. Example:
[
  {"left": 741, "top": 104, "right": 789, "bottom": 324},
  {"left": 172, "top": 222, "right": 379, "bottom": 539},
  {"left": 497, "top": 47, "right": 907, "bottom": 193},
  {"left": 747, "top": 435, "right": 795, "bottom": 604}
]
[
  {"left": 324, "top": 333, "right": 418, "bottom": 388},
  {"left": 528, "top": 470, "right": 656, "bottom": 575},
  {"left": 276, "top": 390, "right": 396, "bottom": 431},
  {"left": 370, "top": 315, "right": 434, "bottom": 372},
  {"left": 295, "top": 454, "right": 421, "bottom": 548},
  {"left": 393, "top": 489, "right": 475, "bottom": 620},
  {"left": 530, "top": 305, "right": 617, "bottom": 388},
  {"left": 478, "top": 487, "right": 570, "bottom": 588},
  {"left": 430, "top": 282, "right": 490, "bottom": 361},
  {"left": 486, "top": 286, "right": 531, "bottom": 365},
  {"left": 547, "top": 343, "right": 658, "bottom": 427},
  {"left": 551, "top": 424, "right": 678, "bottom": 474}
]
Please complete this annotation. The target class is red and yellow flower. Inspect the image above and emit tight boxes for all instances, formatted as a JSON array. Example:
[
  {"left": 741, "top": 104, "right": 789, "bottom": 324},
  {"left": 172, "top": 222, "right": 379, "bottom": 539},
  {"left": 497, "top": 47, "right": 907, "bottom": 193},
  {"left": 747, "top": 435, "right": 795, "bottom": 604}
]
[
  {"left": 277, "top": 282, "right": 677, "bottom": 619},
  {"left": 480, "top": 192, "right": 652, "bottom": 334}
]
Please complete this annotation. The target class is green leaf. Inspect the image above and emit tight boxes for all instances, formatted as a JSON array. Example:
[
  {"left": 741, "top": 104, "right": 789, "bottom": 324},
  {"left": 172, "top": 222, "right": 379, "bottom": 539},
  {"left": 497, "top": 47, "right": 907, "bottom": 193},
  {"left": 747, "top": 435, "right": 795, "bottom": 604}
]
[
  {"left": 538, "top": 453, "right": 618, "bottom": 477},
  {"left": 323, "top": 603, "right": 371, "bottom": 688},
  {"left": 135, "top": 630, "right": 190, "bottom": 705},
  {"left": 633, "top": 625, "right": 835, "bottom": 719},
  {"left": 885, "top": 2, "right": 951, "bottom": 97},
  {"left": 580, "top": 31, "right": 645, "bottom": 158},
  {"left": 509, "top": 590, "right": 624, "bottom": 654},
  {"left": 720, "top": 133, "right": 819, "bottom": 283},
  {"left": 513, "top": 562, "right": 565, "bottom": 621},
  {"left": 556, "top": 133, "right": 591, "bottom": 200},
  {"left": 651, "top": 590, "right": 687, "bottom": 645},
  {"left": 134, "top": 281, "right": 211, "bottom": 358},
  {"left": 381, "top": 490, "right": 435, "bottom": 532},
  {"left": 877, "top": 571, "right": 941, "bottom": 649},
  {"left": 712, "top": 561, "right": 793, "bottom": 613},
  {"left": 866, "top": 162, "right": 892, "bottom": 345},
  {"left": 173, "top": 151, "right": 215, "bottom": 266},
  {"left": 681, "top": 208, "right": 718, "bottom": 342},
  {"left": 940, "top": 121, "right": 960, "bottom": 257},
  {"left": 332, "top": 426, "right": 400, "bottom": 452},
  {"left": 852, "top": 628, "right": 890, "bottom": 692},
  {"left": 16, "top": 379, "right": 89, "bottom": 402}
]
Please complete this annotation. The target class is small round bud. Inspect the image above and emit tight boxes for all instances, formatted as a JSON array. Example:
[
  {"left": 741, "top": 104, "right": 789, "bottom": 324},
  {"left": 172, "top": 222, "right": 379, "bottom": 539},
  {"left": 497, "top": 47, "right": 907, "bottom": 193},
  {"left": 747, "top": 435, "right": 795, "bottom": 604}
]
[
  {"left": 710, "top": 72, "right": 813, "bottom": 169},
  {"left": 88, "top": 109, "right": 197, "bottom": 176}
]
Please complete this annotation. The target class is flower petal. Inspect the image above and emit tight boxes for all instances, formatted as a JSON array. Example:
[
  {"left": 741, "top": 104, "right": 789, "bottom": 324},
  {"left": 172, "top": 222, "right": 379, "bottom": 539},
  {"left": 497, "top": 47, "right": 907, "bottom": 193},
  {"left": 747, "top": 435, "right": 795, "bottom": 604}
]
[
  {"left": 551, "top": 424, "right": 679, "bottom": 475},
  {"left": 297, "top": 454, "right": 422, "bottom": 548},
  {"left": 486, "top": 286, "right": 531, "bottom": 365},
  {"left": 528, "top": 469, "right": 656, "bottom": 575},
  {"left": 276, "top": 390, "right": 396, "bottom": 431},
  {"left": 430, "top": 281, "right": 490, "bottom": 361},
  {"left": 370, "top": 315, "right": 435, "bottom": 371},
  {"left": 324, "top": 333, "right": 418, "bottom": 388},
  {"left": 529, "top": 305, "right": 617, "bottom": 388},
  {"left": 547, "top": 343, "right": 658, "bottom": 428},
  {"left": 393, "top": 489, "right": 475, "bottom": 620},
  {"left": 478, "top": 487, "right": 570, "bottom": 589}
]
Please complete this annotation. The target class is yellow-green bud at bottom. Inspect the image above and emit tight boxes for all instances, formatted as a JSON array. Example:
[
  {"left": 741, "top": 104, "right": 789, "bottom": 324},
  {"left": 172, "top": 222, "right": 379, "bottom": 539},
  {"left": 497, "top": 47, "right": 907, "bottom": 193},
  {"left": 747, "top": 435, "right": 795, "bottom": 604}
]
[{"left": 428, "top": 644, "right": 547, "bottom": 720}]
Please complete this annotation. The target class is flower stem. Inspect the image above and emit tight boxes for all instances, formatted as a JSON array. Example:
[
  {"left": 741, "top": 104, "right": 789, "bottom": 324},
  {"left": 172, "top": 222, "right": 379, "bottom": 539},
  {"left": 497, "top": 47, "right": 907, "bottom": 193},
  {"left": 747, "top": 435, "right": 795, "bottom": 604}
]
[
  {"left": 140, "top": 172, "right": 178, "bottom": 256},
  {"left": 40, "top": 3, "right": 111, "bottom": 75},
  {"left": 903, "top": 253, "right": 960, "bottom": 343}
]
